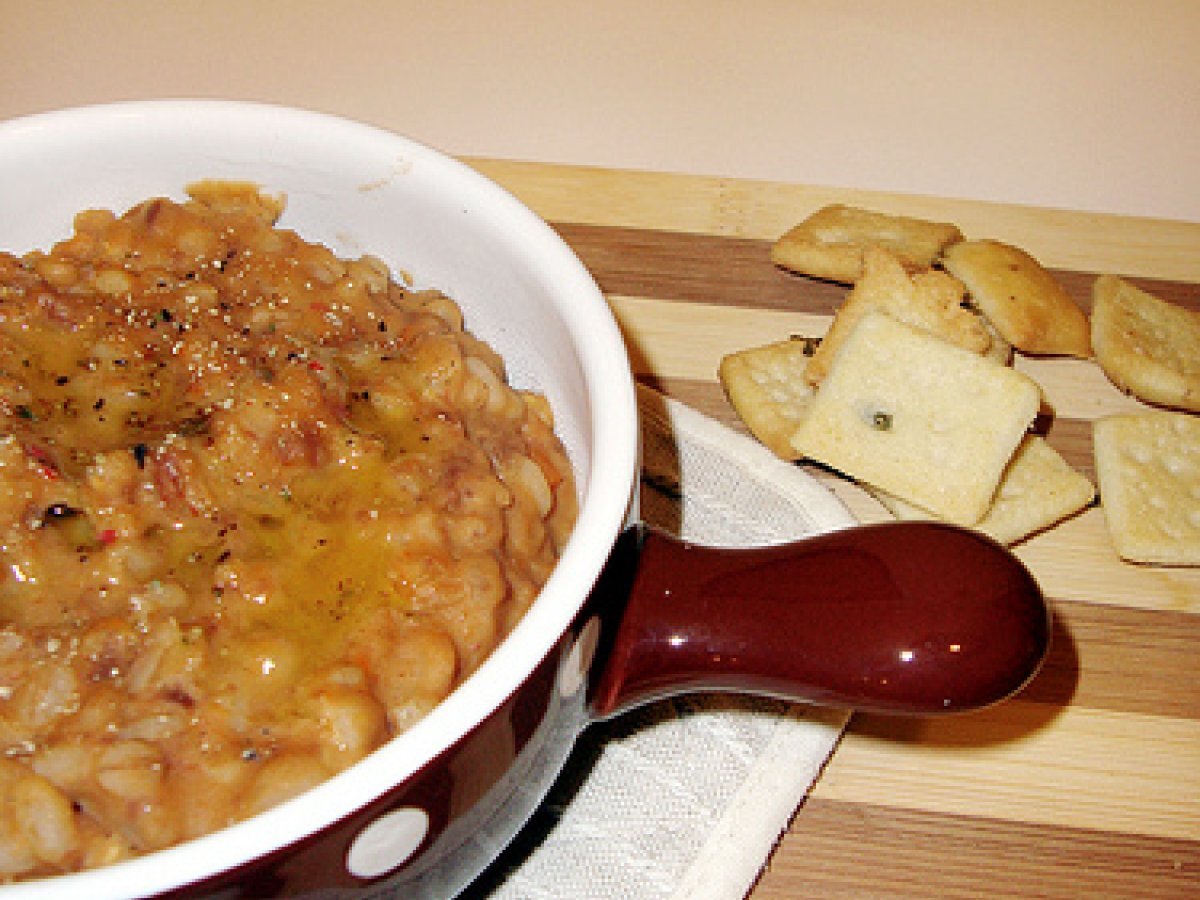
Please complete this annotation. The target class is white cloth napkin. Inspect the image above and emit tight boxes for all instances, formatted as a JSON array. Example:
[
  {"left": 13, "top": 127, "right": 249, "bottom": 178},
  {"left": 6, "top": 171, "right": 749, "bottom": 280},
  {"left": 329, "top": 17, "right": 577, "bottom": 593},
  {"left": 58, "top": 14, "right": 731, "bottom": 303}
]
[{"left": 474, "top": 386, "right": 856, "bottom": 900}]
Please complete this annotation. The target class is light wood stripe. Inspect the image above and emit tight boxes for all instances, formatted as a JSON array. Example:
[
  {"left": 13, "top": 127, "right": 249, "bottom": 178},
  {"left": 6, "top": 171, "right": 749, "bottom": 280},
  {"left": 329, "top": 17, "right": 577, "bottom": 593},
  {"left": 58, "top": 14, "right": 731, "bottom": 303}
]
[
  {"left": 610, "top": 294, "right": 821, "bottom": 380},
  {"left": 755, "top": 799, "right": 1200, "bottom": 899},
  {"left": 1014, "top": 510, "right": 1200, "bottom": 615},
  {"left": 811, "top": 702, "right": 1200, "bottom": 842},
  {"left": 611, "top": 292, "right": 1152, "bottom": 422},
  {"left": 470, "top": 159, "right": 1200, "bottom": 283},
  {"left": 1014, "top": 355, "right": 1148, "bottom": 421}
]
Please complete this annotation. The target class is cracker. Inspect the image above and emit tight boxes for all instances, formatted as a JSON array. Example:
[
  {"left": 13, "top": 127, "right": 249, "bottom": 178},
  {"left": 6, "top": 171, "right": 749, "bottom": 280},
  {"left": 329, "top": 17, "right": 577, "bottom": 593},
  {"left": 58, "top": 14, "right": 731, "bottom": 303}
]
[
  {"left": 978, "top": 308, "right": 1014, "bottom": 365},
  {"left": 1093, "top": 412, "right": 1200, "bottom": 566},
  {"left": 942, "top": 239, "right": 1091, "bottom": 358},
  {"left": 1091, "top": 274, "right": 1200, "bottom": 413},
  {"left": 791, "top": 312, "right": 1040, "bottom": 525},
  {"left": 873, "top": 435, "right": 1095, "bottom": 544},
  {"left": 718, "top": 336, "right": 819, "bottom": 460},
  {"left": 805, "top": 246, "right": 996, "bottom": 385},
  {"left": 770, "top": 204, "right": 964, "bottom": 284}
]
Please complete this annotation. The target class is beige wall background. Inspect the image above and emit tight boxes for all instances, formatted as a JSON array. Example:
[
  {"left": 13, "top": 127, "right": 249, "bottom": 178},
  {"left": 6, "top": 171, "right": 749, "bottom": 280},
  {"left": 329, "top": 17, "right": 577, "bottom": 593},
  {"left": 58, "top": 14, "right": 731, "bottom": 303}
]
[{"left": 2, "top": 0, "right": 1197, "bottom": 222}]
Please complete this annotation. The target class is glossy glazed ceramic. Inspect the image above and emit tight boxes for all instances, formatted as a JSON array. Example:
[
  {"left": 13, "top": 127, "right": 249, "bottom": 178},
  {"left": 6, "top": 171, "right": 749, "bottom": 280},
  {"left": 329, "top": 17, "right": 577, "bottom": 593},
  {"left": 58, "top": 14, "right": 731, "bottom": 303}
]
[{"left": 591, "top": 523, "right": 1049, "bottom": 718}]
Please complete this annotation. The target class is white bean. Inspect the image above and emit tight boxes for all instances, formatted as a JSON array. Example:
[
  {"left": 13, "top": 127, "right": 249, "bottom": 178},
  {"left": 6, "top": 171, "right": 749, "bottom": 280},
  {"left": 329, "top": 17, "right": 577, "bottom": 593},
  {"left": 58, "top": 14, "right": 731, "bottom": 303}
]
[{"left": 10, "top": 774, "right": 78, "bottom": 866}]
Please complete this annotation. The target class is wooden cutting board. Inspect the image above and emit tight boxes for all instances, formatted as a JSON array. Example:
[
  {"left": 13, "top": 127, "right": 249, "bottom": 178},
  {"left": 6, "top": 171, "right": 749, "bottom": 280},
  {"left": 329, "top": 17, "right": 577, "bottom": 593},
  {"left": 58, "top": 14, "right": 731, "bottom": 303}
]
[{"left": 470, "top": 159, "right": 1200, "bottom": 898}]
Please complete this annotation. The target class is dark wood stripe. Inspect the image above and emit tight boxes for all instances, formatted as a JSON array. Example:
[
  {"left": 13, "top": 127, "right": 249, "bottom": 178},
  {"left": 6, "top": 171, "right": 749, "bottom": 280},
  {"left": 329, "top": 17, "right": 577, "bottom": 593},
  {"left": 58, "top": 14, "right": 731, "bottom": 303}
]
[
  {"left": 1039, "top": 416, "right": 1097, "bottom": 480},
  {"left": 1024, "top": 600, "right": 1200, "bottom": 720},
  {"left": 552, "top": 221, "right": 1200, "bottom": 312},
  {"left": 755, "top": 798, "right": 1200, "bottom": 899},
  {"left": 554, "top": 223, "right": 849, "bottom": 312}
]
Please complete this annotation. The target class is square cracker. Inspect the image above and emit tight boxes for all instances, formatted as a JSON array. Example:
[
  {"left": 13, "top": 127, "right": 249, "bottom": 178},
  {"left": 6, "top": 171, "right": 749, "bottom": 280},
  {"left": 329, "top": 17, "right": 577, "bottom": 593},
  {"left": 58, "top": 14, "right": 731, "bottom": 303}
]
[
  {"left": 791, "top": 312, "right": 1041, "bottom": 525},
  {"left": 873, "top": 434, "right": 1095, "bottom": 545},
  {"left": 805, "top": 246, "right": 998, "bottom": 386},
  {"left": 718, "top": 336, "right": 818, "bottom": 460},
  {"left": 771, "top": 204, "right": 964, "bottom": 284},
  {"left": 1094, "top": 411, "right": 1200, "bottom": 566},
  {"left": 1091, "top": 274, "right": 1200, "bottom": 413},
  {"left": 942, "top": 239, "right": 1091, "bottom": 358}
]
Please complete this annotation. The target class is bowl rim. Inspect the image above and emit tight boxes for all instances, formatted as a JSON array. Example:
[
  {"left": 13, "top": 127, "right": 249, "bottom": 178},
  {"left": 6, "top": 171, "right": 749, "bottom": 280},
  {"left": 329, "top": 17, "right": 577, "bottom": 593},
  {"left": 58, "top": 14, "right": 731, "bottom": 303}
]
[{"left": 0, "top": 99, "right": 639, "bottom": 897}]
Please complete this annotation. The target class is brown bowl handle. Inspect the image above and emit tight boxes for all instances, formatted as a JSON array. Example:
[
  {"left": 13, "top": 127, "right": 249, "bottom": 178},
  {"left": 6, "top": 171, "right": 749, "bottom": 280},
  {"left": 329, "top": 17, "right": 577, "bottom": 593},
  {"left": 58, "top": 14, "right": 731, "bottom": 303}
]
[{"left": 587, "top": 521, "right": 1050, "bottom": 719}]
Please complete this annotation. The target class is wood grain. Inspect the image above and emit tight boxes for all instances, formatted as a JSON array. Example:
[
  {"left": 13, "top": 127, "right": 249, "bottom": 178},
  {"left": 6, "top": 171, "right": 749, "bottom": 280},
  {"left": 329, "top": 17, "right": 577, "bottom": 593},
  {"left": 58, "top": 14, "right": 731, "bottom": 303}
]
[
  {"left": 755, "top": 800, "right": 1200, "bottom": 899},
  {"left": 471, "top": 159, "right": 1200, "bottom": 281},
  {"left": 468, "top": 159, "right": 1200, "bottom": 899}
]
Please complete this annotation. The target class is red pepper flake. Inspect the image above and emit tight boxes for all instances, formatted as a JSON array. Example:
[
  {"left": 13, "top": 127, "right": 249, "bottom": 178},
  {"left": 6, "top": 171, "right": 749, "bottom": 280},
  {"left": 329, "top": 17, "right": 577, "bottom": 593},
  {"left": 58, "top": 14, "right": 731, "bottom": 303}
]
[
  {"left": 307, "top": 360, "right": 325, "bottom": 372},
  {"left": 97, "top": 529, "right": 118, "bottom": 545},
  {"left": 28, "top": 445, "right": 59, "bottom": 479}
]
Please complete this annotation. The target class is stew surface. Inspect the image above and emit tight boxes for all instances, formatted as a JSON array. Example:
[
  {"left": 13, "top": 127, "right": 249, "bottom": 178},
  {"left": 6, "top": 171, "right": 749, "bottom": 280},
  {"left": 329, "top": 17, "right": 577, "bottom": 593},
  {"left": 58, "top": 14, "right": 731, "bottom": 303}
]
[{"left": 0, "top": 183, "right": 576, "bottom": 877}]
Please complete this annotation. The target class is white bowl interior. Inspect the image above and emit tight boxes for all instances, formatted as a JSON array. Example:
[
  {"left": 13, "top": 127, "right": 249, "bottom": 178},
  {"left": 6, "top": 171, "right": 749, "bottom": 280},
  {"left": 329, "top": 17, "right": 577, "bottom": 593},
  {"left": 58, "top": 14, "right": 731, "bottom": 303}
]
[{"left": 0, "top": 100, "right": 638, "bottom": 897}]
